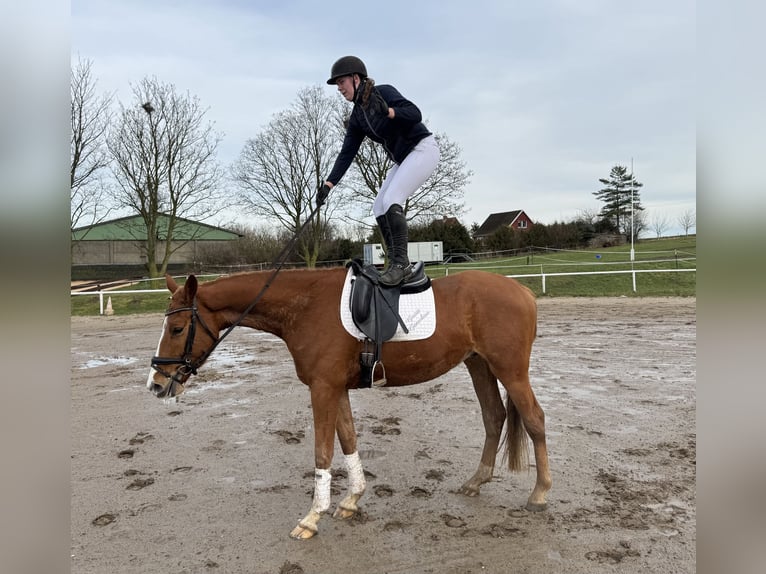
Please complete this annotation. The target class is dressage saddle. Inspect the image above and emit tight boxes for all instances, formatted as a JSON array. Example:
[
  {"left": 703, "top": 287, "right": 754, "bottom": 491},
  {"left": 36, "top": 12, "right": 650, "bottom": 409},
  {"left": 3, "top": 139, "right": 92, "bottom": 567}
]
[{"left": 346, "top": 259, "right": 430, "bottom": 388}]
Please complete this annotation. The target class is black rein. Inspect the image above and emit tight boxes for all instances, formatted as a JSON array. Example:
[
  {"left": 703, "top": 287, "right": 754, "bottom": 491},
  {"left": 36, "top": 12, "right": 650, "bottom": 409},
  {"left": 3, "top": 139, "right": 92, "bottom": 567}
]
[{"left": 150, "top": 204, "right": 321, "bottom": 395}]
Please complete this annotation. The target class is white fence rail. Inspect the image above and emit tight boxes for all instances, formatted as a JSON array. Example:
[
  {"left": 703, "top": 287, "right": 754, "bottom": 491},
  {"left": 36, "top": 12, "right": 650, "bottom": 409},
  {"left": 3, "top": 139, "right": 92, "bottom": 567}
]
[
  {"left": 506, "top": 267, "right": 696, "bottom": 294},
  {"left": 442, "top": 257, "right": 696, "bottom": 294}
]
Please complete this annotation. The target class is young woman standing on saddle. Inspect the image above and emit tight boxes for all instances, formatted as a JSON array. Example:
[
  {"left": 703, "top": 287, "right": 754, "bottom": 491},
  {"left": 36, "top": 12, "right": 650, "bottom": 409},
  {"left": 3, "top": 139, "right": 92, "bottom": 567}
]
[{"left": 317, "top": 55, "right": 440, "bottom": 286}]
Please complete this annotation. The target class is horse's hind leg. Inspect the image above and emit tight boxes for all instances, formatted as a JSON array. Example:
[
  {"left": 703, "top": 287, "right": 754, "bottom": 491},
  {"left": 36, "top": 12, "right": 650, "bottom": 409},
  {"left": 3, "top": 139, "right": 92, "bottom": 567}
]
[
  {"left": 459, "top": 353, "right": 506, "bottom": 497},
  {"left": 492, "top": 363, "right": 552, "bottom": 511},
  {"left": 332, "top": 390, "right": 367, "bottom": 520}
]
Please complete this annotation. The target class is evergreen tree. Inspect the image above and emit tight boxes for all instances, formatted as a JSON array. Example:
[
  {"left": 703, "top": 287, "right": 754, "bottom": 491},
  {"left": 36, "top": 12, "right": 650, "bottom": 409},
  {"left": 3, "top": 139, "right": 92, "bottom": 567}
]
[{"left": 593, "top": 165, "right": 644, "bottom": 240}]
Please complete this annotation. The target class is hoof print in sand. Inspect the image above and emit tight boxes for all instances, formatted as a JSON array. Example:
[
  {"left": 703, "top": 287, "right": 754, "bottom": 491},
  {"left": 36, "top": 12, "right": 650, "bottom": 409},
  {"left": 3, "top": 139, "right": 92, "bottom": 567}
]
[
  {"left": 272, "top": 430, "right": 304, "bottom": 444},
  {"left": 425, "top": 469, "right": 445, "bottom": 481},
  {"left": 441, "top": 513, "right": 466, "bottom": 528},
  {"left": 409, "top": 486, "right": 432, "bottom": 498},
  {"left": 129, "top": 432, "right": 154, "bottom": 445},
  {"left": 126, "top": 477, "right": 155, "bottom": 490},
  {"left": 92, "top": 513, "right": 117, "bottom": 526},
  {"left": 279, "top": 561, "right": 305, "bottom": 574},
  {"left": 585, "top": 547, "right": 640, "bottom": 564},
  {"left": 373, "top": 484, "right": 395, "bottom": 497},
  {"left": 371, "top": 426, "right": 401, "bottom": 435}
]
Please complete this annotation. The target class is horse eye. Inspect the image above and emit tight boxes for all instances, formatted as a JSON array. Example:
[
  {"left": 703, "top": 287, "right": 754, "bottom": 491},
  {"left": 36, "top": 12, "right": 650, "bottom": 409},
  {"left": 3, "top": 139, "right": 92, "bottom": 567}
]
[{"left": 171, "top": 326, "right": 184, "bottom": 336}]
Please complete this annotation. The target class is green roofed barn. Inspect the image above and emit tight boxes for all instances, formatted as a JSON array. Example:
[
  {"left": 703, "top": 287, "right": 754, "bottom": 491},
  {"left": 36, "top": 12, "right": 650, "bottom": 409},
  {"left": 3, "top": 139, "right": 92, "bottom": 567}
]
[{"left": 71, "top": 214, "right": 242, "bottom": 280}]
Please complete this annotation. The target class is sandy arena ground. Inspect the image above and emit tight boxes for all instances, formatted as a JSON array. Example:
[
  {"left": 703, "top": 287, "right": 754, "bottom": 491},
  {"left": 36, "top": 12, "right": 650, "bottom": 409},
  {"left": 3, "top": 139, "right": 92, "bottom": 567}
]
[{"left": 71, "top": 296, "right": 696, "bottom": 574}]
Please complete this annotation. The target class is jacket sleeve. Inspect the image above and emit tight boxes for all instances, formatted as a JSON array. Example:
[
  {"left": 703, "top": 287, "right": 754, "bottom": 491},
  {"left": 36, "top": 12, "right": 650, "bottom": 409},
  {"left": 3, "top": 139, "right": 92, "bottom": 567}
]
[
  {"left": 378, "top": 84, "right": 422, "bottom": 125},
  {"left": 326, "top": 120, "right": 365, "bottom": 185}
]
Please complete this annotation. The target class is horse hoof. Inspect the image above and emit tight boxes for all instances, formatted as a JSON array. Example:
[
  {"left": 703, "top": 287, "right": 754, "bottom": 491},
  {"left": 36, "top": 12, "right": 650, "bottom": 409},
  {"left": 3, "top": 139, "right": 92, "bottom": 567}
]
[
  {"left": 525, "top": 501, "right": 547, "bottom": 512},
  {"left": 289, "top": 525, "right": 317, "bottom": 540},
  {"left": 457, "top": 485, "right": 481, "bottom": 497},
  {"left": 333, "top": 506, "right": 356, "bottom": 520}
]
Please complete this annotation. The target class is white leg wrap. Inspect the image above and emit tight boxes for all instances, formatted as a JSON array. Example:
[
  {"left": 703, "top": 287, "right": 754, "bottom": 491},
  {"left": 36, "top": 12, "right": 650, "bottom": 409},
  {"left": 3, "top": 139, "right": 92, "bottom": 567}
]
[
  {"left": 311, "top": 468, "right": 332, "bottom": 514},
  {"left": 344, "top": 452, "right": 366, "bottom": 495}
]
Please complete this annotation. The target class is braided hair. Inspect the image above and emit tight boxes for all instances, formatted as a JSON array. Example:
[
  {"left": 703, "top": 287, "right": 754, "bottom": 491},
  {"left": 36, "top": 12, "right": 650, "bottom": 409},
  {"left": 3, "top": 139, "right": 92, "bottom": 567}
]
[{"left": 356, "top": 77, "right": 376, "bottom": 107}]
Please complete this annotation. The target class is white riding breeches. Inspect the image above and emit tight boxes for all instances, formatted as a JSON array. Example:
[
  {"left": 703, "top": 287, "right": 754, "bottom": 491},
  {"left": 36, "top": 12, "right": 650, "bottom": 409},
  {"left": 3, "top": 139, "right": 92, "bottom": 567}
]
[{"left": 372, "top": 135, "right": 440, "bottom": 217}]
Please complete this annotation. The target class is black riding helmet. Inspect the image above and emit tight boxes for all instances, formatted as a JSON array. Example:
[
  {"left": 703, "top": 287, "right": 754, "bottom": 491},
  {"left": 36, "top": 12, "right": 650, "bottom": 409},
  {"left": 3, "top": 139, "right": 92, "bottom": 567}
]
[{"left": 326, "top": 56, "right": 367, "bottom": 85}]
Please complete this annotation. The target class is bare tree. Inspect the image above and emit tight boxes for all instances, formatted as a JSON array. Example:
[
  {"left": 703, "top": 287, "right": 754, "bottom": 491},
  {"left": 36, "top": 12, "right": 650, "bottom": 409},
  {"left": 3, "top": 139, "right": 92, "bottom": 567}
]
[
  {"left": 677, "top": 208, "right": 696, "bottom": 236},
  {"left": 649, "top": 212, "right": 671, "bottom": 239},
  {"left": 574, "top": 208, "right": 600, "bottom": 226},
  {"left": 633, "top": 209, "right": 648, "bottom": 240},
  {"left": 70, "top": 56, "right": 114, "bottom": 234},
  {"left": 107, "top": 77, "right": 226, "bottom": 277},
  {"left": 232, "top": 86, "right": 344, "bottom": 266},
  {"left": 232, "top": 86, "right": 471, "bottom": 263},
  {"left": 343, "top": 130, "right": 471, "bottom": 226}
]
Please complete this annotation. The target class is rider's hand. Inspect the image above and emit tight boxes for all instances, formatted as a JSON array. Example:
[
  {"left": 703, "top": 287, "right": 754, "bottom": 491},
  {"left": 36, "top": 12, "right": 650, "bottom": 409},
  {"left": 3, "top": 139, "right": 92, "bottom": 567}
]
[
  {"left": 367, "top": 90, "right": 389, "bottom": 118},
  {"left": 316, "top": 182, "right": 332, "bottom": 208}
]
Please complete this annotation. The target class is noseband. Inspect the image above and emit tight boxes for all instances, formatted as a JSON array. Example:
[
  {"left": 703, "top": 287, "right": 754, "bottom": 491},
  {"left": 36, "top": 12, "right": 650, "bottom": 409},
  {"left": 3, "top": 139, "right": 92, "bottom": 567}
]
[{"left": 150, "top": 300, "right": 219, "bottom": 394}]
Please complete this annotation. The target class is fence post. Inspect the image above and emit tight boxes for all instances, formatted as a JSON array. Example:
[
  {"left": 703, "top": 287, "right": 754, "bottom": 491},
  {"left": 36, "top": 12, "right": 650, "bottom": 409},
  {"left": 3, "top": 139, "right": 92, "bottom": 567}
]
[{"left": 99, "top": 291, "right": 104, "bottom": 315}]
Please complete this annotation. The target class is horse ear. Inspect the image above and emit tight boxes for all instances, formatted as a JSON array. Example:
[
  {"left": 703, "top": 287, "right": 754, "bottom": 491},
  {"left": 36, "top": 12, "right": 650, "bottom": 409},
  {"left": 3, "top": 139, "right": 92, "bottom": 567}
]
[
  {"left": 166, "top": 274, "right": 178, "bottom": 293},
  {"left": 184, "top": 275, "right": 198, "bottom": 302}
]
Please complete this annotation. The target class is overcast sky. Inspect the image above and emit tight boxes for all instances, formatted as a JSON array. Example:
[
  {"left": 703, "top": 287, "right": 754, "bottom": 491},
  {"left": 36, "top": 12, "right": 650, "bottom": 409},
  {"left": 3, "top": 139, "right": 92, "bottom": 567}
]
[{"left": 71, "top": 0, "right": 696, "bottom": 235}]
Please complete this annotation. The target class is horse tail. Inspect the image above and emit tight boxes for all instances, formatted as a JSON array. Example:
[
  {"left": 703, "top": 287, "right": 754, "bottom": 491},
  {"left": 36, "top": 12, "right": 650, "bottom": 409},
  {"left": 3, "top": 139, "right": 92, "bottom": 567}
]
[{"left": 501, "top": 394, "right": 529, "bottom": 472}]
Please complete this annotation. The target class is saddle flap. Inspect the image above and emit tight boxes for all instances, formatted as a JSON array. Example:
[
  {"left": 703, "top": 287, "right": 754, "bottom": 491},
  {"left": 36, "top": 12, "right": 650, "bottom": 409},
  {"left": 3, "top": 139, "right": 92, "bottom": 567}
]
[{"left": 349, "top": 277, "right": 373, "bottom": 322}]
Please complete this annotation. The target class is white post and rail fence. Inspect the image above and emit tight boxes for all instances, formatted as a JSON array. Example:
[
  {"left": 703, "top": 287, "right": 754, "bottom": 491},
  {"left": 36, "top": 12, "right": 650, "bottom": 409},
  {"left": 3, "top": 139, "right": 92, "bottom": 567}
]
[{"left": 71, "top": 265, "right": 696, "bottom": 315}]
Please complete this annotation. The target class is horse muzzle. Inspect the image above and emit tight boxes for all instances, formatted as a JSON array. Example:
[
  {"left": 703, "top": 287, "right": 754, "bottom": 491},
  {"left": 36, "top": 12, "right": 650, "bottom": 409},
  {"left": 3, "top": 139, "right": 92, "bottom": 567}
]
[
  {"left": 148, "top": 363, "right": 192, "bottom": 398},
  {"left": 149, "top": 375, "right": 186, "bottom": 398}
]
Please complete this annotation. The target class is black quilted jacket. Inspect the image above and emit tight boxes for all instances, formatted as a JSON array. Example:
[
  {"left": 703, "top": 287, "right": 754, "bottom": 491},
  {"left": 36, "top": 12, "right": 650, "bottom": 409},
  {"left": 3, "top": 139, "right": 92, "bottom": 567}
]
[{"left": 326, "top": 83, "right": 432, "bottom": 185}]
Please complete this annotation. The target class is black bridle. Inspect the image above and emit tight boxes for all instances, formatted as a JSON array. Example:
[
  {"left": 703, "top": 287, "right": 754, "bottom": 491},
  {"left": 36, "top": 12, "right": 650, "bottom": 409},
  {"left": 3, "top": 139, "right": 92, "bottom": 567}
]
[
  {"left": 149, "top": 204, "right": 321, "bottom": 396},
  {"left": 150, "top": 302, "right": 218, "bottom": 396}
]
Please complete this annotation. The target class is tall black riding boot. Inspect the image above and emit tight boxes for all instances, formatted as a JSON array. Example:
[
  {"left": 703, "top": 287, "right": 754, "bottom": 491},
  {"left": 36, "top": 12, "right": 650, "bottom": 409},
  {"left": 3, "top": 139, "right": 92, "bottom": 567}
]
[
  {"left": 378, "top": 204, "right": 412, "bottom": 286},
  {"left": 375, "top": 214, "right": 393, "bottom": 271}
]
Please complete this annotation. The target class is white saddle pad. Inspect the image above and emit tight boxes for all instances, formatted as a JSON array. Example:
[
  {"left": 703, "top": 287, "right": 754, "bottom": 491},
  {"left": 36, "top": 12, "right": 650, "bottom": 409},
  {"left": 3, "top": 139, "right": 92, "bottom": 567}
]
[{"left": 339, "top": 267, "right": 436, "bottom": 341}]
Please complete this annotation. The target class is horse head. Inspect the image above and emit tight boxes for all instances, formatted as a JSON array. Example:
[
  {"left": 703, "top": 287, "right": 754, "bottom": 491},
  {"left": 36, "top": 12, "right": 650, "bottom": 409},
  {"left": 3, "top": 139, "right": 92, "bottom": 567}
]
[{"left": 146, "top": 274, "right": 220, "bottom": 398}]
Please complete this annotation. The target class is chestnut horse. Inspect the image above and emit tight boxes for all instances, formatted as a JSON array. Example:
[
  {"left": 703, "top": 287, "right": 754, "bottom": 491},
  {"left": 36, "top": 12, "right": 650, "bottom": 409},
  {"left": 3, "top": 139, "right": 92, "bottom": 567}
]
[{"left": 146, "top": 267, "right": 551, "bottom": 539}]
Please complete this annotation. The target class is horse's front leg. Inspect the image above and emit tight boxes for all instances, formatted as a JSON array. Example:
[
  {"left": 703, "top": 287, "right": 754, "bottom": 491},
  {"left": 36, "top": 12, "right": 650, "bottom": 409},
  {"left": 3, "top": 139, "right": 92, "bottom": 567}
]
[
  {"left": 290, "top": 382, "right": 341, "bottom": 540},
  {"left": 333, "top": 390, "right": 366, "bottom": 520}
]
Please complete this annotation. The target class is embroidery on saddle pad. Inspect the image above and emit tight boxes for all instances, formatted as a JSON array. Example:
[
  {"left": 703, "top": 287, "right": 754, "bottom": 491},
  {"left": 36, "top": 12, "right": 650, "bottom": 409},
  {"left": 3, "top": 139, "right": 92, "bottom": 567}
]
[{"left": 339, "top": 266, "right": 436, "bottom": 341}]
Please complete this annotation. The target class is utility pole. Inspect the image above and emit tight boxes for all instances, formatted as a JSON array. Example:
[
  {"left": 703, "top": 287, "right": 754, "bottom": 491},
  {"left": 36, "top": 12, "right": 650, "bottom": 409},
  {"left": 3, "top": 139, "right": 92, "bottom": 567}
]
[{"left": 630, "top": 157, "right": 635, "bottom": 262}]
